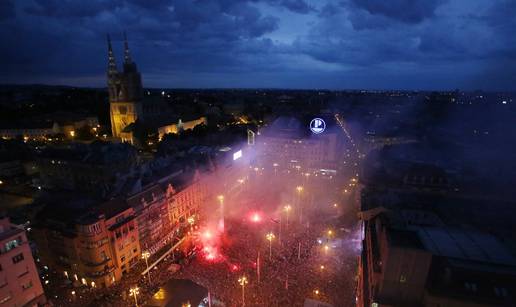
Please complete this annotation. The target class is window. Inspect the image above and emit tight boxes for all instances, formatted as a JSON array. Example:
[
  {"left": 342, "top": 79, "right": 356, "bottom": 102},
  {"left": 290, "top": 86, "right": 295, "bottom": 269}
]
[
  {"left": 12, "top": 253, "right": 24, "bottom": 264},
  {"left": 494, "top": 287, "right": 508, "bottom": 297},
  {"left": 399, "top": 274, "right": 406, "bottom": 283},
  {"left": 465, "top": 282, "right": 478, "bottom": 292},
  {"left": 21, "top": 281, "right": 33, "bottom": 290},
  {"left": 4, "top": 239, "right": 20, "bottom": 252}
]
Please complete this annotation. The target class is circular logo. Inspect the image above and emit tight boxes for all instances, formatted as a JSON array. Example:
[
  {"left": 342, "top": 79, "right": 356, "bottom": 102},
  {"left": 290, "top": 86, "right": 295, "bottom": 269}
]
[{"left": 310, "top": 118, "right": 326, "bottom": 134}]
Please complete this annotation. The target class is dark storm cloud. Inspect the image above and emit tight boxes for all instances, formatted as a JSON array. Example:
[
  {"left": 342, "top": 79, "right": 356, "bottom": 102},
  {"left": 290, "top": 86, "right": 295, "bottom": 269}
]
[
  {"left": 349, "top": 0, "right": 446, "bottom": 24},
  {"left": 0, "top": 0, "right": 514, "bottom": 90},
  {"left": 272, "top": 0, "right": 315, "bottom": 14},
  {"left": 0, "top": 0, "right": 15, "bottom": 21}
]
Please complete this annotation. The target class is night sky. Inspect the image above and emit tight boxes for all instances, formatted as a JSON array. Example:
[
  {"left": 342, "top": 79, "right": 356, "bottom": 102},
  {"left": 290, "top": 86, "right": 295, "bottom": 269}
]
[{"left": 0, "top": 0, "right": 515, "bottom": 90}]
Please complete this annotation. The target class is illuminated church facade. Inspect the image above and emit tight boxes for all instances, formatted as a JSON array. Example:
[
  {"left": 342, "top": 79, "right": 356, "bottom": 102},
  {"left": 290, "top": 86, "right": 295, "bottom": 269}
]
[
  {"left": 107, "top": 34, "right": 206, "bottom": 145},
  {"left": 107, "top": 33, "right": 143, "bottom": 141}
]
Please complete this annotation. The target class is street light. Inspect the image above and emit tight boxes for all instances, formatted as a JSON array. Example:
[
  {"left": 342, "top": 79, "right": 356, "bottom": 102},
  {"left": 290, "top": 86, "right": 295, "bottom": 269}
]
[
  {"left": 296, "top": 186, "right": 303, "bottom": 223},
  {"left": 266, "top": 232, "right": 275, "bottom": 260},
  {"left": 217, "top": 195, "right": 224, "bottom": 231},
  {"left": 129, "top": 286, "right": 140, "bottom": 307},
  {"left": 238, "top": 276, "right": 248, "bottom": 306},
  {"left": 187, "top": 216, "right": 195, "bottom": 233},
  {"left": 284, "top": 205, "right": 291, "bottom": 229},
  {"left": 142, "top": 251, "right": 151, "bottom": 284}
]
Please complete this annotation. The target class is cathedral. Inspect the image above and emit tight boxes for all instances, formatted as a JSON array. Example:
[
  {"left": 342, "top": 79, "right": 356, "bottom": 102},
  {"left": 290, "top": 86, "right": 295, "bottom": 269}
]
[
  {"left": 107, "top": 33, "right": 144, "bottom": 141},
  {"left": 107, "top": 34, "right": 207, "bottom": 145}
]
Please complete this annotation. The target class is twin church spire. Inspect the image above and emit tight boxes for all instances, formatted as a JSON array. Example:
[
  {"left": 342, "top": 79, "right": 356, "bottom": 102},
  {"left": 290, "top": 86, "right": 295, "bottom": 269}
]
[{"left": 107, "top": 32, "right": 134, "bottom": 76}]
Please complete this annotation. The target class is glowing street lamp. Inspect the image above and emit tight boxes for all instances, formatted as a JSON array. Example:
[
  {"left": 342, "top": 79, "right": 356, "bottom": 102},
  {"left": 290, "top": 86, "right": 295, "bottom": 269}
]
[
  {"left": 296, "top": 186, "right": 303, "bottom": 223},
  {"left": 284, "top": 205, "right": 291, "bottom": 229},
  {"left": 142, "top": 251, "right": 151, "bottom": 284},
  {"left": 266, "top": 232, "right": 276, "bottom": 260},
  {"left": 187, "top": 216, "right": 195, "bottom": 233},
  {"left": 129, "top": 286, "right": 140, "bottom": 306},
  {"left": 238, "top": 276, "right": 248, "bottom": 306},
  {"left": 327, "top": 229, "right": 333, "bottom": 236},
  {"left": 324, "top": 244, "right": 330, "bottom": 255},
  {"left": 217, "top": 195, "right": 225, "bottom": 231}
]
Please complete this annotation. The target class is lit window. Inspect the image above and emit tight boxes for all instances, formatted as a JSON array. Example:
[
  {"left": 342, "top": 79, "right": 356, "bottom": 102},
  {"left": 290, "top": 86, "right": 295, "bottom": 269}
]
[
  {"left": 22, "top": 281, "right": 33, "bottom": 290},
  {"left": 4, "top": 239, "right": 20, "bottom": 251}
]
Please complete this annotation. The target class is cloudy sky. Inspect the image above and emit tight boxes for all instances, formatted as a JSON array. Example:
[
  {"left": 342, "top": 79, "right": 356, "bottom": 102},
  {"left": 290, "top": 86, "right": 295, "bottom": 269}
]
[{"left": 0, "top": 0, "right": 515, "bottom": 90}]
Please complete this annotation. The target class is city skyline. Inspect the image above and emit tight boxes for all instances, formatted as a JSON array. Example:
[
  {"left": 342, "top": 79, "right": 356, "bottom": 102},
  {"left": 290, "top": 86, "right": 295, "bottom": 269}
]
[{"left": 1, "top": 0, "right": 515, "bottom": 91}]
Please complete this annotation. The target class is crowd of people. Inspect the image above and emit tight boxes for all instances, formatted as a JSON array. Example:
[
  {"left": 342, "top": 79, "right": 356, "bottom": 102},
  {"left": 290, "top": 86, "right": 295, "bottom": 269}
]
[{"left": 177, "top": 212, "right": 359, "bottom": 307}]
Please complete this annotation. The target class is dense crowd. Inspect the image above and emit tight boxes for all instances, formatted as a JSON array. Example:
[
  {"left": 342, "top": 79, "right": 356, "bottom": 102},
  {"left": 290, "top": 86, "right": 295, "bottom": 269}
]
[{"left": 176, "top": 215, "right": 358, "bottom": 307}]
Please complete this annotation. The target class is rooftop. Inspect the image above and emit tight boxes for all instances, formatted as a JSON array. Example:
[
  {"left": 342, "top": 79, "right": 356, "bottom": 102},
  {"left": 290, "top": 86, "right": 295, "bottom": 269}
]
[{"left": 416, "top": 226, "right": 516, "bottom": 265}]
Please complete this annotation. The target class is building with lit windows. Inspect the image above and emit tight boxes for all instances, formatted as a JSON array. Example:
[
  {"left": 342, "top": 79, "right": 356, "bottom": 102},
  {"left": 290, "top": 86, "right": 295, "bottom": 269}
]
[
  {"left": 162, "top": 170, "right": 207, "bottom": 233},
  {"left": 127, "top": 184, "right": 171, "bottom": 255},
  {"left": 256, "top": 116, "right": 339, "bottom": 171},
  {"left": 0, "top": 216, "right": 46, "bottom": 306},
  {"left": 33, "top": 199, "right": 140, "bottom": 288}
]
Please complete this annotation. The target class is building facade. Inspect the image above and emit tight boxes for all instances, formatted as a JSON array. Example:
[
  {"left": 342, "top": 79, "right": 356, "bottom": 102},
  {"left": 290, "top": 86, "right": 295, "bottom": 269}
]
[
  {"left": 33, "top": 202, "right": 140, "bottom": 288},
  {"left": 255, "top": 117, "right": 339, "bottom": 171},
  {"left": 0, "top": 217, "right": 46, "bottom": 306},
  {"left": 158, "top": 117, "right": 207, "bottom": 140},
  {"left": 127, "top": 184, "right": 172, "bottom": 255},
  {"left": 107, "top": 34, "right": 144, "bottom": 139},
  {"left": 357, "top": 210, "right": 516, "bottom": 307},
  {"left": 163, "top": 171, "right": 207, "bottom": 233}
]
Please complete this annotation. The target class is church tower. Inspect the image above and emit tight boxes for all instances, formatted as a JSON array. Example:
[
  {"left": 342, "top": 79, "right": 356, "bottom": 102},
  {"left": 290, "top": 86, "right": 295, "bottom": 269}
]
[{"left": 107, "top": 33, "right": 144, "bottom": 140}]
